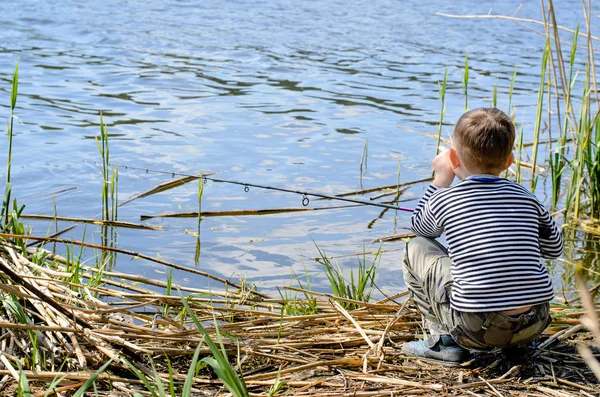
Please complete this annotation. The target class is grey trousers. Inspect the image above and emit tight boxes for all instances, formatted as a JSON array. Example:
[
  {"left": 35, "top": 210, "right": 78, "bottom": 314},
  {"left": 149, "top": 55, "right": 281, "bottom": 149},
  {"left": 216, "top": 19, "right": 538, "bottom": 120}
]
[{"left": 402, "top": 237, "right": 551, "bottom": 350}]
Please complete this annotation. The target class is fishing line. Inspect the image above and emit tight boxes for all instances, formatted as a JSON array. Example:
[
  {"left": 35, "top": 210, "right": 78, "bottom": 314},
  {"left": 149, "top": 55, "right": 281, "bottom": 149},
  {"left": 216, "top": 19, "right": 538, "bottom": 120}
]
[{"left": 112, "top": 164, "right": 414, "bottom": 212}]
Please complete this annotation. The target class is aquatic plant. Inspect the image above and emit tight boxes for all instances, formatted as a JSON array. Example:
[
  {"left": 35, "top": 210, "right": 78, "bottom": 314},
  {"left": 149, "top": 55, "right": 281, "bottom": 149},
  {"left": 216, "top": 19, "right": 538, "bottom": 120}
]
[
  {"left": 96, "top": 114, "right": 119, "bottom": 269},
  {"left": 2, "top": 64, "right": 18, "bottom": 231},
  {"left": 315, "top": 244, "right": 380, "bottom": 310},
  {"left": 433, "top": 67, "right": 448, "bottom": 179},
  {"left": 462, "top": 53, "right": 469, "bottom": 112},
  {"left": 180, "top": 290, "right": 249, "bottom": 397},
  {"left": 530, "top": 40, "right": 550, "bottom": 192},
  {"left": 195, "top": 173, "right": 204, "bottom": 266}
]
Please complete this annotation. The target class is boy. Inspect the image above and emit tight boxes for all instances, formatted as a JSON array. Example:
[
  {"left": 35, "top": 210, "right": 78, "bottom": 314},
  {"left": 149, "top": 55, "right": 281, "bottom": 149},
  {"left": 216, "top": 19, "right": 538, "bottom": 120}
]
[{"left": 402, "top": 107, "right": 563, "bottom": 365}]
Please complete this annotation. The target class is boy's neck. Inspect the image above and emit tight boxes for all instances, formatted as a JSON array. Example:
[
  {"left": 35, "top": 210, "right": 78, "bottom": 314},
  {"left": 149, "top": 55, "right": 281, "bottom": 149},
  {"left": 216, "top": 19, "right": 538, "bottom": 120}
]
[{"left": 457, "top": 167, "right": 501, "bottom": 180}]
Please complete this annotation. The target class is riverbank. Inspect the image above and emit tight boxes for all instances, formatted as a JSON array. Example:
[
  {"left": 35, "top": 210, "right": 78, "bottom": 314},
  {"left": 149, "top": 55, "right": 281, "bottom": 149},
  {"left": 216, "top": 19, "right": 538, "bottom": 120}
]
[{"left": 0, "top": 239, "right": 597, "bottom": 396}]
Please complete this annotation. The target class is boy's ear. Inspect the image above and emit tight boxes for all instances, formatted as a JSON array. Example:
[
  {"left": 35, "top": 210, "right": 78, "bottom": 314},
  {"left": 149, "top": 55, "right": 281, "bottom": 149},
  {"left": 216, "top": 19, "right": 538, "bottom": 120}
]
[
  {"left": 505, "top": 152, "right": 514, "bottom": 169},
  {"left": 448, "top": 147, "right": 461, "bottom": 170}
]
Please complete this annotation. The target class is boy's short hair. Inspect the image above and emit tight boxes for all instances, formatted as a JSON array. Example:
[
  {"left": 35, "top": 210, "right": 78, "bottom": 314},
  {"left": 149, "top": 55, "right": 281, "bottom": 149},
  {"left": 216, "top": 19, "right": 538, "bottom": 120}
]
[{"left": 453, "top": 108, "right": 515, "bottom": 173}]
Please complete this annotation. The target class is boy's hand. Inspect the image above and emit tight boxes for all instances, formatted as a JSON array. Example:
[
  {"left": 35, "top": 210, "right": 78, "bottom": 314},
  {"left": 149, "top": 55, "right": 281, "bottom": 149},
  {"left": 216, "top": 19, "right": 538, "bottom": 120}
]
[{"left": 432, "top": 149, "right": 455, "bottom": 188}]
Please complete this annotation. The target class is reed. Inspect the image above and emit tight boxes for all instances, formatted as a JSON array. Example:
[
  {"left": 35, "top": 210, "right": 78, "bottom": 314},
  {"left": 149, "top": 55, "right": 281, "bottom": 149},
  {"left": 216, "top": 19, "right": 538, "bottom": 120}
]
[
  {"left": 195, "top": 173, "right": 204, "bottom": 266},
  {"left": 360, "top": 139, "right": 368, "bottom": 188},
  {"left": 492, "top": 77, "right": 498, "bottom": 108},
  {"left": 16, "top": 362, "right": 29, "bottom": 397},
  {"left": 180, "top": 290, "right": 248, "bottom": 397},
  {"left": 432, "top": 68, "right": 448, "bottom": 178},
  {"left": 507, "top": 68, "right": 517, "bottom": 118},
  {"left": 315, "top": 244, "right": 379, "bottom": 310},
  {"left": 2, "top": 64, "right": 18, "bottom": 231},
  {"left": 542, "top": 1, "right": 600, "bottom": 219},
  {"left": 96, "top": 114, "right": 118, "bottom": 269},
  {"left": 439, "top": 2, "right": 600, "bottom": 222},
  {"left": 462, "top": 53, "right": 469, "bottom": 112},
  {"left": 277, "top": 269, "right": 318, "bottom": 316},
  {"left": 529, "top": 39, "right": 550, "bottom": 192}
]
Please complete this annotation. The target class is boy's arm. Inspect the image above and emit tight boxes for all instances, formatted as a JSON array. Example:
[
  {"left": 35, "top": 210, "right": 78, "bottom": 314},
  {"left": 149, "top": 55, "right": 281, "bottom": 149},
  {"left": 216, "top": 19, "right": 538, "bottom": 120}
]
[
  {"left": 411, "top": 149, "right": 454, "bottom": 237},
  {"left": 411, "top": 184, "right": 444, "bottom": 237},
  {"left": 538, "top": 207, "right": 563, "bottom": 259}
]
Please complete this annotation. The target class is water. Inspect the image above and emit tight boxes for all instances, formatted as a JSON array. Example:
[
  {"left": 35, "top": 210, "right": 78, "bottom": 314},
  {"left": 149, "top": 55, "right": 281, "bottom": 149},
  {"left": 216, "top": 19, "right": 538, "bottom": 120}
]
[{"left": 0, "top": 0, "right": 597, "bottom": 295}]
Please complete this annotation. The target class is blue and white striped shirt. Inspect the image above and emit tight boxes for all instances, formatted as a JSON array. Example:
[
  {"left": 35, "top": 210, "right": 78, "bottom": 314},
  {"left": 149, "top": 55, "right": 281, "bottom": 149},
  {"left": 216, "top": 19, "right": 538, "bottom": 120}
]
[{"left": 411, "top": 176, "right": 563, "bottom": 312}]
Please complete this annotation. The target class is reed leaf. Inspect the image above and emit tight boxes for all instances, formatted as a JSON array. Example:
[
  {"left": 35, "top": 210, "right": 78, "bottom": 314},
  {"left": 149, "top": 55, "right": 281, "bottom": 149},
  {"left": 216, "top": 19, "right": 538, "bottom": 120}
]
[
  {"left": 462, "top": 52, "right": 469, "bottom": 112},
  {"left": 72, "top": 359, "right": 114, "bottom": 397},
  {"left": 179, "top": 290, "right": 248, "bottom": 397},
  {"left": 530, "top": 39, "right": 550, "bottom": 191},
  {"left": 433, "top": 67, "right": 448, "bottom": 179},
  {"left": 11, "top": 63, "right": 18, "bottom": 111},
  {"left": 508, "top": 67, "right": 517, "bottom": 117},
  {"left": 122, "top": 357, "right": 162, "bottom": 397},
  {"left": 119, "top": 175, "right": 199, "bottom": 207}
]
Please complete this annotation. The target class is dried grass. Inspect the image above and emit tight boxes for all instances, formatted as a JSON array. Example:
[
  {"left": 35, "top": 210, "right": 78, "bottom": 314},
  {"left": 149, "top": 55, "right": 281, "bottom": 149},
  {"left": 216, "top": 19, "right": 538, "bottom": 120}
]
[{"left": 0, "top": 240, "right": 597, "bottom": 396}]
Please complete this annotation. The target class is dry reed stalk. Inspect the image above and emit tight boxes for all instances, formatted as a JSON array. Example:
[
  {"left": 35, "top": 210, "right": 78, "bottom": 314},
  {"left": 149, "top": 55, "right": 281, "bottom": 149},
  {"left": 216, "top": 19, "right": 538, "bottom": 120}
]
[
  {"left": 32, "top": 381, "right": 87, "bottom": 397},
  {"left": 20, "top": 214, "right": 161, "bottom": 230},
  {"left": 350, "top": 374, "right": 444, "bottom": 391},
  {"left": 373, "top": 233, "right": 414, "bottom": 242},
  {"left": 436, "top": 12, "right": 600, "bottom": 41},
  {"left": 140, "top": 205, "right": 357, "bottom": 220},
  {"left": 119, "top": 174, "right": 201, "bottom": 207},
  {"left": 577, "top": 276, "right": 600, "bottom": 381}
]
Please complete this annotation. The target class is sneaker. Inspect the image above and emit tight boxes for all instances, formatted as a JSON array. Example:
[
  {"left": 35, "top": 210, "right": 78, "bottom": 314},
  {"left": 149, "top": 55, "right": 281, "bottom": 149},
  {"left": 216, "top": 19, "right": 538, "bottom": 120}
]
[{"left": 401, "top": 335, "right": 470, "bottom": 366}]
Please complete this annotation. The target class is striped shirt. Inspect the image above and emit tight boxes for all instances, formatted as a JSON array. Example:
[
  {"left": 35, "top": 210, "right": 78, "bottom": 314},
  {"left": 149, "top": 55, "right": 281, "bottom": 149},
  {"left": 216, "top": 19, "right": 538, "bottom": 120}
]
[{"left": 411, "top": 176, "right": 563, "bottom": 312}]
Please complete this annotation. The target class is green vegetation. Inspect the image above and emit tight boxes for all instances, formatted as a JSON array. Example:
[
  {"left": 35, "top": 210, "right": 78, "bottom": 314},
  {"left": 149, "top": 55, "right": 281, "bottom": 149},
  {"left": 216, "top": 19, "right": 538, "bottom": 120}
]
[
  {"left": 316, "top": 244, "right": 380, "bottom": 310},
  {"left": 180, "top": 290, "right": 249, "bottom": 397},
  {"left": 0, "top": 0, "right": 599, "bottom": 394},
  {"left": 434, "top": 67, "right": 448, "bottom": 166},
  {"left": 462, "top": 53, "right": 469, "bottom": 112},
  {"left": 2, "top": 64, "right": 18, "bottom": 232},
  {"left": 277, "top": 268, "right": 318, "bottom": 316},
  {"left": 96, "top": 114, "right": 118, "bottom": 269}
]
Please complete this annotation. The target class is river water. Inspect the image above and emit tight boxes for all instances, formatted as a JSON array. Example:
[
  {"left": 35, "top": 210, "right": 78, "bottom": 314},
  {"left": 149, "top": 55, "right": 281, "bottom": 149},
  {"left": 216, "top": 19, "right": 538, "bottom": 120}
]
[{"left": 0, "top": 0, "right": 597, "bottom": 295}]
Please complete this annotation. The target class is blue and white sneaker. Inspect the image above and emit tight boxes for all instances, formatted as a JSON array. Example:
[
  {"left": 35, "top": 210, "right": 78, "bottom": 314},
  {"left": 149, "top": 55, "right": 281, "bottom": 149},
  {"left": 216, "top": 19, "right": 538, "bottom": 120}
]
[{"left": 401, "top": 335, "right": 470, "bottom": 366}]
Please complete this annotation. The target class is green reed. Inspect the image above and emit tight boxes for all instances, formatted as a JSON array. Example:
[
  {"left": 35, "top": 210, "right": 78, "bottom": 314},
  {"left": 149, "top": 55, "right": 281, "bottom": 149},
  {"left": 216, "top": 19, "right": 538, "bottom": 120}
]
[
  {"left": 433, "top": 67, "right": 448, "bottom": 164},
  {"left": 2, "top": 294, "right": 42, "bottom": 370},
  {"left": 180, "top": 290, "right": 248, "bottom": 397},
  {"left": 462, "top": 53, "right": 469, "bottom": 112},
  {"left": 315, "top": 244, "right": 379, "bottom": 310},
  {"left": 195, "top": 174, "right": 204, "bottom": 266},
  {"left": 515, "top": 124, "right": 524, "bottom": 185},
  {"left": 536, "top": 0, "right": 600, "bottom": 220},
  {"left": 530, "top": 39, "right": 550, "bottom": 192},
  {"left": 359, "top": 138, "right": 368, "bottom": 188},
  {"left": 276, "top": 268, "right": 317, "bottom": 316},
  {"left": 508, "top": 68, "right": 517, "bottom": 117},
  {"left": 492, "top": 78, "right": 498, "bottom": 108},
  {"left": 96, "top": 114, "right": 119, "bottom": 268},
  {"left": 2, "top": 64, "right": 18, "bottom": 231}
]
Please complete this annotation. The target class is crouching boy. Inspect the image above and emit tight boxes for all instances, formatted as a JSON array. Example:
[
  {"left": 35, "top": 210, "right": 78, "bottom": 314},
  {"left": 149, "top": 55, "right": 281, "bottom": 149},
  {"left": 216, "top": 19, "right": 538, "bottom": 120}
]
[{"left": 402, "top": 108, "right": 563, "bottom": 365}]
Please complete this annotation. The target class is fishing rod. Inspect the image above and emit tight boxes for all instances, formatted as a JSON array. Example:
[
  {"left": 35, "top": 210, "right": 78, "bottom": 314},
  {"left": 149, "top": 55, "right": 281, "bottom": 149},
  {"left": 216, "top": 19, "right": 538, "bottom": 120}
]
[{"left": 114, "top": 164, "right": 414, "bottom": 212}]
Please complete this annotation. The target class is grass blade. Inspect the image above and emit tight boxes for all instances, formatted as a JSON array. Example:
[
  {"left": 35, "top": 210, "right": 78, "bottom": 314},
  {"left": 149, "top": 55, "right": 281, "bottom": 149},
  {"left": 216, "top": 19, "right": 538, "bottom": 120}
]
[{"left": 72, "top": 358, "right": 113, "bottom": 397}]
